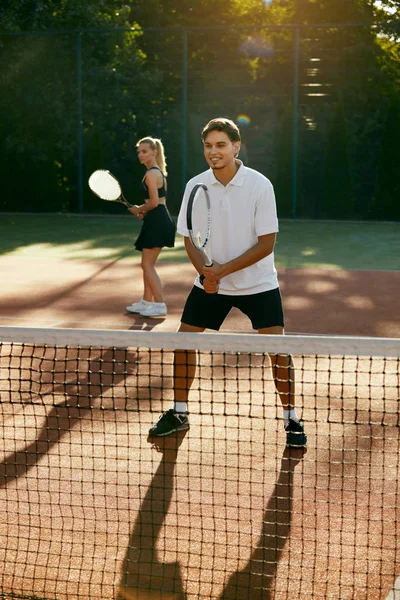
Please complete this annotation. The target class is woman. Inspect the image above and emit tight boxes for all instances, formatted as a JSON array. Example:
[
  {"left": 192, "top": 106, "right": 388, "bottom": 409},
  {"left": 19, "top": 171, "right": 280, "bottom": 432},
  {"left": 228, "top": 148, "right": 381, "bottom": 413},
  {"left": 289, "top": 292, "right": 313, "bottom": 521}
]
[{"left": 125, "top": 137, "right": 175, "bottom": 317}]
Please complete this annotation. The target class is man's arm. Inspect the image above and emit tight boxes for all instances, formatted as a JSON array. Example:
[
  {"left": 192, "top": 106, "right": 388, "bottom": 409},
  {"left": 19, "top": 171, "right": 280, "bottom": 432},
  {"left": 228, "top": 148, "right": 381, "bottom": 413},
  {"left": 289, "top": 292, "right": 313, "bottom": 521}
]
[
  {"left": 184, "top": 236, "right": 219, "bottom": 294},
  {"left": 184, "top": 236, "right": 206, "bottom": 274},
  {"left": 203, "top": 232, "right": 276, "bottom": 284}
]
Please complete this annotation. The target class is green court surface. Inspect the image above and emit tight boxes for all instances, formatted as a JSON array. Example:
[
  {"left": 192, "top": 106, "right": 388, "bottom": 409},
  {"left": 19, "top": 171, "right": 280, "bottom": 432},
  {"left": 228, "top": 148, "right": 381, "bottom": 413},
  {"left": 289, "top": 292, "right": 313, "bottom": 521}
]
[{"left": 0, "top": 214, "right": 399, "bottom": 271}]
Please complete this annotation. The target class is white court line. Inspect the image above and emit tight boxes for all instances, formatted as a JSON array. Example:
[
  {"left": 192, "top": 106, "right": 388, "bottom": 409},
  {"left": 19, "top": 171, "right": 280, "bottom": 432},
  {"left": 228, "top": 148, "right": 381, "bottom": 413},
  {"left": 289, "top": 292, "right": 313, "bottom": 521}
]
[{"left": 386, "top": 577, "right": 400, "bottom": 600}]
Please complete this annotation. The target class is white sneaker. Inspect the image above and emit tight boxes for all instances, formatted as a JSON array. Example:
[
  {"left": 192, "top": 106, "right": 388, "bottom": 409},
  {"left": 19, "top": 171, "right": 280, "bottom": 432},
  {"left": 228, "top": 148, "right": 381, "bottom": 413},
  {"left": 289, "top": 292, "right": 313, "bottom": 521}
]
[
  {"left": 139, "top": 302, "right": 167, "bottom": 317},
  {"left": 125, "top": 299, "right": 153, "bottom": 313}
]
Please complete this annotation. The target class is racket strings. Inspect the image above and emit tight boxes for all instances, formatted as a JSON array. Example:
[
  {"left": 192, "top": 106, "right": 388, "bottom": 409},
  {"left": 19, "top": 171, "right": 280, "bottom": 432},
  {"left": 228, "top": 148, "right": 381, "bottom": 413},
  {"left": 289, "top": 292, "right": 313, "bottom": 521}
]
[
  {"left": 88, "top": 170, "right": 122, "bottom": 201},
  {"left": 192, "top": 195, "right": 210, "bottom": 249}
]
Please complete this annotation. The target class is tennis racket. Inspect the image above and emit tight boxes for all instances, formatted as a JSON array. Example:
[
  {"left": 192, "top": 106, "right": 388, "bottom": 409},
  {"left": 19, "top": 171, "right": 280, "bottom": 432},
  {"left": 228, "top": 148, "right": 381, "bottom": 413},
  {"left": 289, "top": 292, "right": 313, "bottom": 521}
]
[
  {"left": 186, "top": 183, "right": 212, "bottom": 267},
  {"left": 88, "top": 169, "right": 133, "bottom": 208}
]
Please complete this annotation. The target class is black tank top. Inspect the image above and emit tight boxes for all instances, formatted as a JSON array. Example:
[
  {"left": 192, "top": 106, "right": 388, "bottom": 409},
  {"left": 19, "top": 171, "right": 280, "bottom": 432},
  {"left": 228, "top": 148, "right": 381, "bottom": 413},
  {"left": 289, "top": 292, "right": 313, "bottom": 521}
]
[{"left": 140, "top": 166, "right": 167, "bottom": 200}]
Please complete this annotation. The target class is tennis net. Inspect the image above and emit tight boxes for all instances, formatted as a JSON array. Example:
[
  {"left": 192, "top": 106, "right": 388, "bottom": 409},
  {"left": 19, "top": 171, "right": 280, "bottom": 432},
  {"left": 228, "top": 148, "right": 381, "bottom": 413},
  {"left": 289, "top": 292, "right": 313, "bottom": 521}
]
[{"left": 0, "top": 326, "right": 399, "bottom": 600}]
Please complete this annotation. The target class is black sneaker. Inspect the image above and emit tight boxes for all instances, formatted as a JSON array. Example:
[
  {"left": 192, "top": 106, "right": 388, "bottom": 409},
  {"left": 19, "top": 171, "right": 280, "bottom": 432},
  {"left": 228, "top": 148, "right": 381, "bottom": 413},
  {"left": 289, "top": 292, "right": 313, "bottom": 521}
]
[
  {"left": 285, "top": 419, "right": 307, "bottom": 448},
  {"left": 148, "top": 409, "right": 190, "bottom": 437}
]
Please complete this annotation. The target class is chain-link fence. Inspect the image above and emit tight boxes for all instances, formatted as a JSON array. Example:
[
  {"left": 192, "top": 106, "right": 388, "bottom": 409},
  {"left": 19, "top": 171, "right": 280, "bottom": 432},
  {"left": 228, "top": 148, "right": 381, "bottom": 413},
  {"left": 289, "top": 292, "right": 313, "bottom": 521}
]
[{"left": 0, "top": 24, "right": 398, "bottom": 219}]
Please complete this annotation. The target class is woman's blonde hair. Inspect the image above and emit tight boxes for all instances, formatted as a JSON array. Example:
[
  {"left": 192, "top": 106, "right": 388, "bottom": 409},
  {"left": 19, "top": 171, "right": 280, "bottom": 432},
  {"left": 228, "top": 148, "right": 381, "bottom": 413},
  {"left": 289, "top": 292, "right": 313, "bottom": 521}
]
[{"left": 137, "top": 136, "right": 167, "bottom": 176}]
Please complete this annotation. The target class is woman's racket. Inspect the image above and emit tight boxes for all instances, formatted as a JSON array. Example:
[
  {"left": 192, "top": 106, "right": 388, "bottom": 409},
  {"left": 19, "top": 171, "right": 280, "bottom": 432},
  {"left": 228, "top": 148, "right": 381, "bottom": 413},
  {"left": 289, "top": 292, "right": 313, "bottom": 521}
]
[
  {"left": 186, "top": 183, "right": 212, "bottom": 267},
  {"left": 88, "top": 169, "right": 133, "bottom": 208}
]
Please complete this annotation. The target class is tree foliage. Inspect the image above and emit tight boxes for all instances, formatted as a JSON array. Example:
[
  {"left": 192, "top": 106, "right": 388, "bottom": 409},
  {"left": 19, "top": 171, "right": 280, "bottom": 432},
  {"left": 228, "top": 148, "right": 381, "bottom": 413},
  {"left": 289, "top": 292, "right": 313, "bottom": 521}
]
[
  {"left": 322, "top": 99, "right": 355, "bottom": 218},
  {"left": 0, "top": 0, "right": 399, "bottom": 219},
  {"left": 373, "top": 96, "right": 400, "bottom": 219}
]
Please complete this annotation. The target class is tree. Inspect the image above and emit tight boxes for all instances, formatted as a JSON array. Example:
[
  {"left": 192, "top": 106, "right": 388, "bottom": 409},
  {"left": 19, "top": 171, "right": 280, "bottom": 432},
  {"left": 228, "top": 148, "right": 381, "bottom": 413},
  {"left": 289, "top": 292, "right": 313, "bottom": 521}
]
[
  {"left": 372, "top": 96, "right": 400, "bottom": 220},
  {"left": 274, "top": 103, "right": 295, "bottom": 218},
  {"left": 0, "top": 1, "right": 146, "bottom": 211},
  {"left": 321, "top": 98, "right": 355, "bottom": 218},
  {"left": 0, "top": 0, "right": 400, "bottom": 218}
]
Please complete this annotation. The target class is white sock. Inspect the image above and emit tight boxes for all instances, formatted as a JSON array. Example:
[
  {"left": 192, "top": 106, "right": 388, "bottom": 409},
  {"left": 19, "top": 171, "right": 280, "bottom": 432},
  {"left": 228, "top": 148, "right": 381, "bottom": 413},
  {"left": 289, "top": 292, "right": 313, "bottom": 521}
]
[
  {"left": 174, "top": 401, "right": 187, "bottom": 414},
  {"left": 142, "top": 299, "right": 153, "bottom": 305},
  {"left": 283, "top": 408, "right": 298, "bottom": 426}
]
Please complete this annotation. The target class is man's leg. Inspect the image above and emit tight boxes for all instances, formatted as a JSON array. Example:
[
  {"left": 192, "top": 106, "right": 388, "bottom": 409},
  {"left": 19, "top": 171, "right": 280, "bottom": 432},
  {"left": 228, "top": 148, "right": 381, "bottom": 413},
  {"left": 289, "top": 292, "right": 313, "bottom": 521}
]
[
  {"left": 148, "top": 287, "right": 232, "bottom": 437},
  {"left": 258, "top": 326, "right": 307, "bottom": 447},
  {"left": 173, "top": 322, "right": 205, "bottom": 412},
  {"left": 148, "top": 323, "right": 205, "bottom": 437}
]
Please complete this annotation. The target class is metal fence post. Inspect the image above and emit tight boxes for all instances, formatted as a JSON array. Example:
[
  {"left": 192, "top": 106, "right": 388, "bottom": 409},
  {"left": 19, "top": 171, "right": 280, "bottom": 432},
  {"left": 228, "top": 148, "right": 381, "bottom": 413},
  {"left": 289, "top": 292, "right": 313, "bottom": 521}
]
[
  {"left": 182, "top": 29, "right": 188, "bottom": 195},
  {"left": 77, "top": 31, "right": 83, "bottom": 213},
  {"left": 292, "top": 26, "right": 300, "bottom": 220}
]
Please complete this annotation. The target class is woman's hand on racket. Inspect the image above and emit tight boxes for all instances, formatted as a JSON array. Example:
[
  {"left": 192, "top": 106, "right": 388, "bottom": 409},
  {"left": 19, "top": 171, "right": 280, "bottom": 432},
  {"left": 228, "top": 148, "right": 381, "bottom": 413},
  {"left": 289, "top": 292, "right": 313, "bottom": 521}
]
[{"left": 128, "top": 205, "right": 145, "bottom": 219}]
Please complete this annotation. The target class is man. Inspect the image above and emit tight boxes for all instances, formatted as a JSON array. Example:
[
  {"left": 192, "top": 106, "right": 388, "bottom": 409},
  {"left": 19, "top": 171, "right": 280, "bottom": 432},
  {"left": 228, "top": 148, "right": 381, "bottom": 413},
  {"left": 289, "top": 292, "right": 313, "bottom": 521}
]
[{"left": 149, "top": 117, "right": 307, "bottom": 447}]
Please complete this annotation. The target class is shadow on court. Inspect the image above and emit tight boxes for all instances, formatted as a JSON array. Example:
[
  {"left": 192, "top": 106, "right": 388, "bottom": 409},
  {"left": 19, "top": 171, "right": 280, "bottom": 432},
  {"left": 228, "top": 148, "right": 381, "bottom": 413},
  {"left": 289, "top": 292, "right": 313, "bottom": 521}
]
[
  {"left": 0, "top": 347, "right": 139, "bottom": 488},
  {"left": 219, "top": 446, "right": 307, "bottom": 600},
  {"left": 118, "top": 440, "right": 306, "bottom": 600},
  {"left": 118, "top": 431, "right": 188, "bottom": 600}
]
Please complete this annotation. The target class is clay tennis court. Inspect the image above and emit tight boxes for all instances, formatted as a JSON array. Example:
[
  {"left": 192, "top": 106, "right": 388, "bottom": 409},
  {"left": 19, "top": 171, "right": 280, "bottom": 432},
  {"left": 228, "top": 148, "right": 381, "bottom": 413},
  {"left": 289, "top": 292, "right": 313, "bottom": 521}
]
[
  {"left": 0, "top": 257, "right": 399, "bottom": 336},
  {"left": 0, "top": 256, "right": 399, "bottom": 599}
]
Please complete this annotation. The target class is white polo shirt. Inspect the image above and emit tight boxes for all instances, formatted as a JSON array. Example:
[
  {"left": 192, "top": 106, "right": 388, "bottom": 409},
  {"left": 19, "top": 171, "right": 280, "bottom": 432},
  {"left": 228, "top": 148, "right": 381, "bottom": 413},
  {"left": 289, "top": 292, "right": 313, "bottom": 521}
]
[{"left": 177, "top": 162, "right": 279, "bottom": 295}]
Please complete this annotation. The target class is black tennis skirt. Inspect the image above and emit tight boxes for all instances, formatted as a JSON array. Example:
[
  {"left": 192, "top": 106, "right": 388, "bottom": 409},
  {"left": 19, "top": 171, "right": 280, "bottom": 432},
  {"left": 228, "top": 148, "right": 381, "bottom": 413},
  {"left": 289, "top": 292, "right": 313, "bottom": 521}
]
[{"left": 134, "top": 204, "right": 176, "bottom": 251}]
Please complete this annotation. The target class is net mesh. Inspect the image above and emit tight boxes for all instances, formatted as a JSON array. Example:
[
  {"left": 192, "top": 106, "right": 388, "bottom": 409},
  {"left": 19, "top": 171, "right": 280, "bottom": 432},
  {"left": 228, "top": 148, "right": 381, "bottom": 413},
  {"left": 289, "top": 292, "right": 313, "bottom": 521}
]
[{"left": 0, "top": 327, "right": 399, "bottom": 600}]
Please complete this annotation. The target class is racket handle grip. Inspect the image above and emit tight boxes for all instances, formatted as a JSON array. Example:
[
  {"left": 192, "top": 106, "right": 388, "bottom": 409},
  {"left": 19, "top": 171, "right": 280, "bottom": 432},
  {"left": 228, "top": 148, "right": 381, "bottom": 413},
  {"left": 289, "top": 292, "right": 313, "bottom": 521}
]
[
  {"left": 199, "top": 263, "right": 216, "bottom": 284},
  {"left": 199, "top": 256, "right": 214, "bottom": 286}
]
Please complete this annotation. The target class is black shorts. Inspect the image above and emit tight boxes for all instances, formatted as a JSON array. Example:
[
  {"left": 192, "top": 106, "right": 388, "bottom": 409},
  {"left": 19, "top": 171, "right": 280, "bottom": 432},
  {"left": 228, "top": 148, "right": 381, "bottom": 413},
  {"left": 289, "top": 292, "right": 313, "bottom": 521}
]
[{"left": 181, "top": 286, "right": 284, "bottom": 331}]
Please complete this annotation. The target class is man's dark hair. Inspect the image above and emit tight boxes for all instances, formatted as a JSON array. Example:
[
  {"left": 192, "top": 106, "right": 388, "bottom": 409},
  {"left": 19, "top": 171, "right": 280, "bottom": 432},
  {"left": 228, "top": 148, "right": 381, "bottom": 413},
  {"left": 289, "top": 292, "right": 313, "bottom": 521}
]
[{"left": 201, "top": 117, "right": 241, "bottom": 143}]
